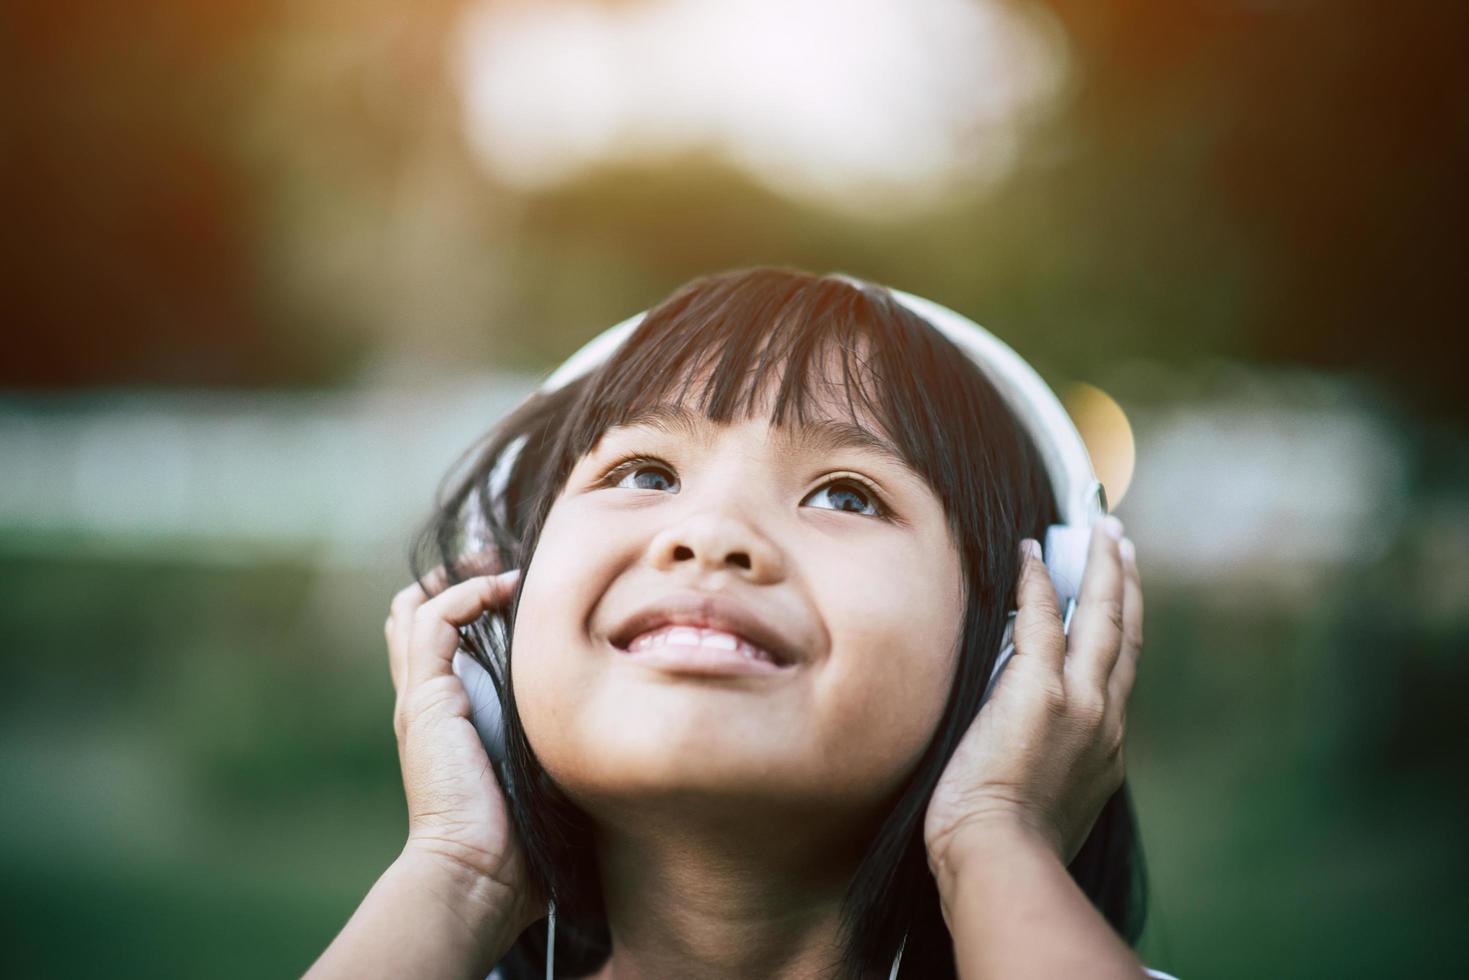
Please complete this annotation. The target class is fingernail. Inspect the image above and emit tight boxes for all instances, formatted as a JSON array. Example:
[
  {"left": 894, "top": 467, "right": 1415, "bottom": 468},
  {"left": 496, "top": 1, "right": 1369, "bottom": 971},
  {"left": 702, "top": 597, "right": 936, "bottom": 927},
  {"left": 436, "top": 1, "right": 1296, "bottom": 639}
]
[
  {"left": 1101, "top": 515, "right": 1124, "bottom": 541},
  {"left": 1022, "top": 538, "right": 1042, "bottom": 561},
  {"left": 1119, "top": 538, "right": 1135, "bottom": 564}
]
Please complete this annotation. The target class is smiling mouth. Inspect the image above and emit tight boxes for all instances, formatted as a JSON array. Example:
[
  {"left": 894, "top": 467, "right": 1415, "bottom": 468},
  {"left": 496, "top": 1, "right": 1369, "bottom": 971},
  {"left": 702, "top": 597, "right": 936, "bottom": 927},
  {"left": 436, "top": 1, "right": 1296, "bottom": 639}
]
[{"left": 612, "top": 625, "right": 792, "bottom": 676}]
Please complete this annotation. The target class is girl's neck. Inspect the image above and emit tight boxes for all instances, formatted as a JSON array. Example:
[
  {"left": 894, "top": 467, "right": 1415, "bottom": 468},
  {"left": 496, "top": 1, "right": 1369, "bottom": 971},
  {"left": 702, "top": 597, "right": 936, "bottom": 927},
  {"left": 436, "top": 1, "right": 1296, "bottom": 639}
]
[{"left": 585, "top": 800, "right": 872, "bottom": 980}]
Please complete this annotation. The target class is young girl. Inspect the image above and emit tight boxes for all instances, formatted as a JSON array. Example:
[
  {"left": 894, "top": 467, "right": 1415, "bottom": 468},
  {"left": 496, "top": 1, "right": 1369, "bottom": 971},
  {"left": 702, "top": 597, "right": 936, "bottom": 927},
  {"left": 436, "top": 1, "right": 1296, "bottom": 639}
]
[{"left": 308, "top": 267, "right": 1173, "bottom": 979}]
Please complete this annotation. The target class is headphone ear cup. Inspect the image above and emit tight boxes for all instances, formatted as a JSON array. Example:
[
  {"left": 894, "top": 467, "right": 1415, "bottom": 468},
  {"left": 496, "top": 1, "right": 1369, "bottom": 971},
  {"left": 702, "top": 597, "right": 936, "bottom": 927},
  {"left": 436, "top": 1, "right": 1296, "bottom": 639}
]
[
  {"left": 452, "top": 649, "right": 507, "bottom": 765},
  {"left": 1042, "top": 523, "right": 1092, "bottom": 613},
  {"left": 982, "top": 523, "right": 1094, "bottom": 707}
]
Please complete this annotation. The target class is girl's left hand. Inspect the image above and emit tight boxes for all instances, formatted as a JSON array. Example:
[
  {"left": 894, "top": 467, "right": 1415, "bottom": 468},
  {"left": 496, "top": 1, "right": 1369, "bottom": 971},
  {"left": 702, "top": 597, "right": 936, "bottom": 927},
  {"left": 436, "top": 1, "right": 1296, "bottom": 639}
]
[{"left": 925, "top": 518, "right": 1143, "bottom": 869}]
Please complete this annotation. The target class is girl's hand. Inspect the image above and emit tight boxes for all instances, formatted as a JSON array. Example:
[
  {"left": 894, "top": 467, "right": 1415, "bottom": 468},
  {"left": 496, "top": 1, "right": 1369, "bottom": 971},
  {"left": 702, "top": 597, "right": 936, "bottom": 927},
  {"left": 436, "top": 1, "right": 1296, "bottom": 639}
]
[
  {"left": 925, "top": 518, "right": 1142, "bottom": 870},
  {"left": 384, "top": 557, "right": 542, "bottom": 936}
]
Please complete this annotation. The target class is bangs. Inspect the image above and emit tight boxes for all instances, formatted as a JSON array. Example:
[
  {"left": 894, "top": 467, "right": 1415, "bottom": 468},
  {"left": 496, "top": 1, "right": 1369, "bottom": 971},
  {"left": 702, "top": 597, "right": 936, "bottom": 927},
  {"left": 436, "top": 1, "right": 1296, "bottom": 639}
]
[{"left": 558, "top": 267, "right": 975, "bottom": 501}]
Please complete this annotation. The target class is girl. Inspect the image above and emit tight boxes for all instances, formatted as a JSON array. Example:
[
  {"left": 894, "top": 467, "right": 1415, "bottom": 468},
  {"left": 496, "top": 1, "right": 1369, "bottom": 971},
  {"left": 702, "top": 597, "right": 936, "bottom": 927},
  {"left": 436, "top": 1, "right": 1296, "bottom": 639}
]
[{"left": 308, "top": 267, "right": 1171, "bottom": 979}]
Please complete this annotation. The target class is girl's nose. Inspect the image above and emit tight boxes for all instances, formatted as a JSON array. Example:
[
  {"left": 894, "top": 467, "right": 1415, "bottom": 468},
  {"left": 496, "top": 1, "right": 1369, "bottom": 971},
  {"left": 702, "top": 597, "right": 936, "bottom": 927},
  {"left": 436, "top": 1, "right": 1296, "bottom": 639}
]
[{"left": 646, "top": 512, "right": 784, "bottom": 584}]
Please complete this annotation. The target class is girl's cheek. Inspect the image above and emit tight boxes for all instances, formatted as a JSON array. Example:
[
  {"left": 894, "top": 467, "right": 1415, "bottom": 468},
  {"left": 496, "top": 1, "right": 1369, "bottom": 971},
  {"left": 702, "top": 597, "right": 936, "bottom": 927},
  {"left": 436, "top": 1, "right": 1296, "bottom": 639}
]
[
  {"left": 530, "top": 501, "right": 606, "bottom": 595},
  {"left": 833, "top": 544, "right": 961, "bottom": 737},
  {"left": 509, "top": 574, "right": 588, "bottom": 776}
]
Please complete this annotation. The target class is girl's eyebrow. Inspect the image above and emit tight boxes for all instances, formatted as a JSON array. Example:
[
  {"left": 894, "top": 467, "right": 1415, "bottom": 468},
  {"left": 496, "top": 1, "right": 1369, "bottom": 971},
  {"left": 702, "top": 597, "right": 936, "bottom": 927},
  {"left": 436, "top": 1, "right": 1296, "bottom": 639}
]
[
  {"left": 615, "top": 402, "right": 706, "bottom": 439},
  {"left": 612, "top": 402, "right": 919, "bottom": 478},
  {"left": 788, "top": 417, "right": 916, "bottom": 476}
]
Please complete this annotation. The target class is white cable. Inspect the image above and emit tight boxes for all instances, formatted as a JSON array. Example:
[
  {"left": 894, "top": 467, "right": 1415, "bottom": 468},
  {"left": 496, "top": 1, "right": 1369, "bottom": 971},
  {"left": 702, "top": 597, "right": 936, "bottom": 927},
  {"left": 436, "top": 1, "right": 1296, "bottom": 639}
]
[{"left": 888, "top": 930, "right": 908, "bottom": 980}]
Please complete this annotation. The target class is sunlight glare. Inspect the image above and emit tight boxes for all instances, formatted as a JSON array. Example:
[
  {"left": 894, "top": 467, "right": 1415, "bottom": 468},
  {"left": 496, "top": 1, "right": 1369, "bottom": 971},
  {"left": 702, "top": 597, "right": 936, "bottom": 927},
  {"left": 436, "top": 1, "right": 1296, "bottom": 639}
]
[{"left": 455, "top": 0, "right": 1068, "bottom": 214}]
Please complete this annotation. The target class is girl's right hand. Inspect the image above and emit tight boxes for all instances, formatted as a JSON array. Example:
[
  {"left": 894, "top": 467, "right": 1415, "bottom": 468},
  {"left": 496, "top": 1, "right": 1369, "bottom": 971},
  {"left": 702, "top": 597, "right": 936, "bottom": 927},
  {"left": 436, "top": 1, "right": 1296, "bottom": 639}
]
[{"left": 384, "top": 559, "right": 542, "bottom": 938}]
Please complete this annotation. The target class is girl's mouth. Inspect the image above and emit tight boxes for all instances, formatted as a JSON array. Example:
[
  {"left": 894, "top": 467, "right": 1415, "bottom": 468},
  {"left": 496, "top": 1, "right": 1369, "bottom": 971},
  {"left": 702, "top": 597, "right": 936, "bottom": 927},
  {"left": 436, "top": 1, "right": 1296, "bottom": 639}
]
[
  {"left": 613, "top": 625, "right": 791, "bottom": 676},
  {"left": 605, "top": 590, "right": 804, "bottom": 673}
]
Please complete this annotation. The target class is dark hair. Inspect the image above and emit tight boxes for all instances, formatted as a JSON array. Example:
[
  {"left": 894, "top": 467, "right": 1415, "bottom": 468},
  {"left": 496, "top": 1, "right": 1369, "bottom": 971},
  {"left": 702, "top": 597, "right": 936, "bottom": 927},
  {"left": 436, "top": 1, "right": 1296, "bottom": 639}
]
[{"left": 411, "top": 266, "right": 1148, "bottom": 979}]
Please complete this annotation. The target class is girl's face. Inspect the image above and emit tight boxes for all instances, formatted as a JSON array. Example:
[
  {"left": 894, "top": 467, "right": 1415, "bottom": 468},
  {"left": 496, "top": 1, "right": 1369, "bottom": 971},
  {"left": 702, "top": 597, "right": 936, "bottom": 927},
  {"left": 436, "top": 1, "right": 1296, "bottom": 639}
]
[{"left": 512, "top": 387, "right": 965, "bottom": 826}]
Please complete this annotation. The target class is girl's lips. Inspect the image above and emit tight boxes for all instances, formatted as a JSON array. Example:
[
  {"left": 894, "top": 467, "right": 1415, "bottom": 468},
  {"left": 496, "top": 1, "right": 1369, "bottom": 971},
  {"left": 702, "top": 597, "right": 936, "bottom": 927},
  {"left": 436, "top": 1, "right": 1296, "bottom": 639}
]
[
  {"left": 614, "top": 625, "right": 791, "bottom": 676},
  {"left": 607, "top": 591, "right": 803, "bottom": 667}
]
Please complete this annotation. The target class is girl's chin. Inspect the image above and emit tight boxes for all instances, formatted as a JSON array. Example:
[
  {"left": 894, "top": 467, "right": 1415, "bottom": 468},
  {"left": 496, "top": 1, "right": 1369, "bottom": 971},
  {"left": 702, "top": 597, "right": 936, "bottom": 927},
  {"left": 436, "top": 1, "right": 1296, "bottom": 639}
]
[
  {"left": 533, "top": 714, "right": 912, "bottom": 826},
  {"left": 557, "top": 765, "right": 852, "bottom": 822},
  {"left": 542, "top": 726, "right": 815, "bottom": 796}
]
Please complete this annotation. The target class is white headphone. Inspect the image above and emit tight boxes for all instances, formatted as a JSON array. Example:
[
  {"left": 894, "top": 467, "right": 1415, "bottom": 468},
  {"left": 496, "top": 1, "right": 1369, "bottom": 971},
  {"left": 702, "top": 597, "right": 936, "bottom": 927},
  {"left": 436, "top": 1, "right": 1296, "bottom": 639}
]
[{"left": 452, "top": 273, "right": 1105, "bottom": 767}]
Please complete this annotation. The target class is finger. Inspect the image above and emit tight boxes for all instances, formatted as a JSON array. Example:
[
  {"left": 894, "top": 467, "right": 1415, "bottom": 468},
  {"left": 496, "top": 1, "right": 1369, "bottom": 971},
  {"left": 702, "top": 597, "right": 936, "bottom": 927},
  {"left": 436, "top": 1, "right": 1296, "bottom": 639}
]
[
  {"left": 1012, "top": 538, "right": 1066, "bottom": 674},
  {"left": 386, "top": 552, "right": 510, "bottom": 692},
  {"left": 386, "top": 580, "right": 429, "bottom": 695},
  {"left": 405, "top": 569, "right": 521, "bottom": 691},
  {"left": 1107, "top": 537, "right": 1144, "bottom": 710},
  {"left": 1066, "top": 517, "right": 1126, "bottom": 694}
]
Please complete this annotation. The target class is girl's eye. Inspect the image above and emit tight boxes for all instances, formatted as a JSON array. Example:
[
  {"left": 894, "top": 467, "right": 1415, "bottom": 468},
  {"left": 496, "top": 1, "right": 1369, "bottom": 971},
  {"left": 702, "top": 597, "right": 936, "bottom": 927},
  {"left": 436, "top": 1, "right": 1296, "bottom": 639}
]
[
  {"left": 609, "top": 460, "right": 679, "bottom": 493},
  {"left": 803, "top": 478, "right": 887, "bottom": 518}
]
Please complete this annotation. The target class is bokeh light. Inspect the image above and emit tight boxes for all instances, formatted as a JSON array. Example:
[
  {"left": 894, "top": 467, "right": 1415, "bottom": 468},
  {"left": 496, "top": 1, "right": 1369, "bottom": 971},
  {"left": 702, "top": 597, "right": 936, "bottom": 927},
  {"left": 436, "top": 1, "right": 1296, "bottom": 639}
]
[{"left": 1065, "top": 381, "right": 1137, "bottom": 508}]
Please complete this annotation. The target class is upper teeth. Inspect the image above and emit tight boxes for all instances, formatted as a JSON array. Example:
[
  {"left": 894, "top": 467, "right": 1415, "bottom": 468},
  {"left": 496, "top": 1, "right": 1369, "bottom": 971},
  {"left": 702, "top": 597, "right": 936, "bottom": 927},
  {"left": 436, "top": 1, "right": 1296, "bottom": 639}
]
[{"left": 629, "top": 625, "right": 773, "bottom": 662}]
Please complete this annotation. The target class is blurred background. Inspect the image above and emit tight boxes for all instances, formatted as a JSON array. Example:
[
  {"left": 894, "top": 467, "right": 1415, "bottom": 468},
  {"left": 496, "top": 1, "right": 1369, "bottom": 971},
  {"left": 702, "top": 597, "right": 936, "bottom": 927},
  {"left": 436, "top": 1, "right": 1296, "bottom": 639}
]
[{"left": 3, "top": 0, "right": 1466, "bottom": 976}]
